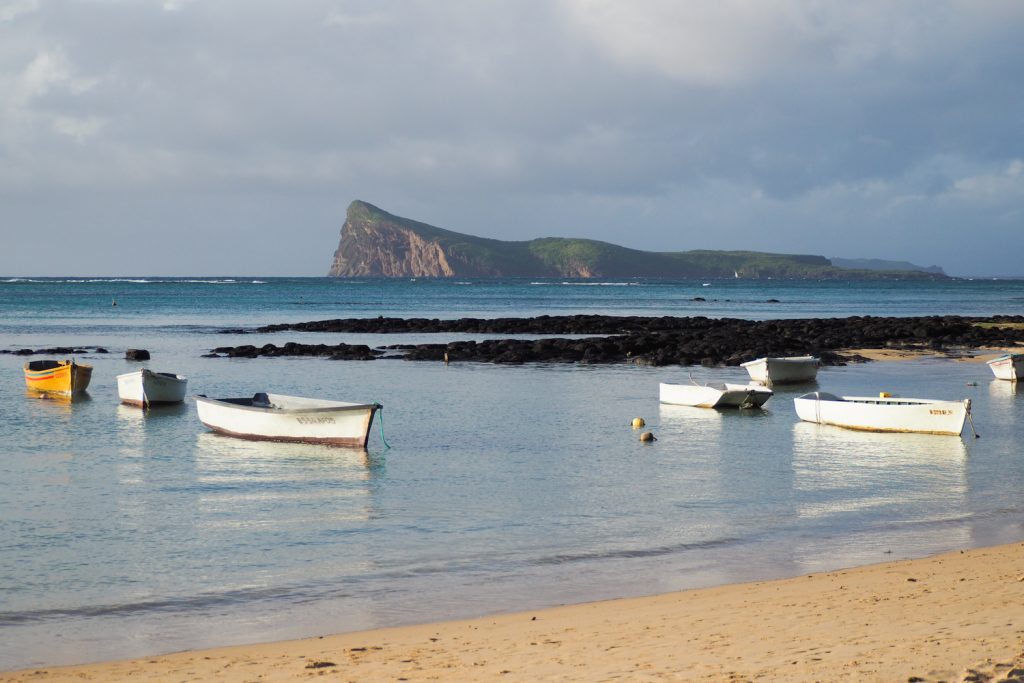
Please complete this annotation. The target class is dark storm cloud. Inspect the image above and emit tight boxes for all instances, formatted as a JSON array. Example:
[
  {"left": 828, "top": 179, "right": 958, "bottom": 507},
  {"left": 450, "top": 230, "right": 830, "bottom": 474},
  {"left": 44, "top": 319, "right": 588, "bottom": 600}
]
[{"left": 1, "top": 1, "right": 1021, "bottom": 275}]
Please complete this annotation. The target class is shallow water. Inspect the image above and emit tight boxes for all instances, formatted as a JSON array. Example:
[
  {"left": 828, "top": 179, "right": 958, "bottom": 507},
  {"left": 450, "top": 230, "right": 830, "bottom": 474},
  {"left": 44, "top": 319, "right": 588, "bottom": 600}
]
[{"left": 1, "top": 278, "right": 1022, "bottom": 669}]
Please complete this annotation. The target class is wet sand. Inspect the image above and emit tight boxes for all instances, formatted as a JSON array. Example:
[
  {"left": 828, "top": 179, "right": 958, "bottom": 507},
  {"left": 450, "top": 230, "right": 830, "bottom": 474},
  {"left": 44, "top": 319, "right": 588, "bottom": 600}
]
[
  {"left": 4, "top": 542, "right": 1023, "bottom": 683},
  {"left": 841, "top": 347, "right": 938, "bottom": 362},
  {"left": 840, "top": 346, "right": 1023, "bottom": 364}
]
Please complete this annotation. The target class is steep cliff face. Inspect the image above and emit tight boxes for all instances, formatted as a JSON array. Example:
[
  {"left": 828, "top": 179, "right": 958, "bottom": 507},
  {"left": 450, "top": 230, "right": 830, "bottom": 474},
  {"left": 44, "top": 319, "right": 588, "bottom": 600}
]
[
  {"left": 330, "top": 215, "right": 454, "bottom": 276},
  {"left": 328, "top": 200, "right": 537, "bottom": 277},
  {"left": 329, "top": 202, "right": 454, "bottom": 276}
]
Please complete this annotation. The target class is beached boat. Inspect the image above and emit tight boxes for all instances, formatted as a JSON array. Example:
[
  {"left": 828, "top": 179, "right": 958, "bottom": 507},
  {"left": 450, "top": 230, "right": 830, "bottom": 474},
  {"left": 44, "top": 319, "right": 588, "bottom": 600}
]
[
  {"left": 986, "top": 353, "right": 1024, "bottom": 381},
  {"left": 195, "top": 392, "right": 381, "bottom": 447},
  {"left": 794, "top": 391, "right": 970, "bottom": 436},
  {"left": 117, "top": 369, "right": 188, "bottom": 407},
  {"left": 23, "top": 359, "right": 93, "bottom": 397},
  {"left": 659, "top": 380, "right": 772, "bottom": 409},
  {"left": 741, "top": 356, "right": 819, "bottom": 384}
]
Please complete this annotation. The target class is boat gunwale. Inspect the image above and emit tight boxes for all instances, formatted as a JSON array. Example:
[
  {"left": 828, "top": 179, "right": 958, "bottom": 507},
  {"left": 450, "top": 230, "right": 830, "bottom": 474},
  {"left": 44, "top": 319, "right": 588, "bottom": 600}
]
[
  {"left": 795, "top": 392, "right": 966, "bottom": 408},
  {"left": 986, "top": 353, "right": 1023, "bottom": 364},
  {"left": 193, "top": 394, "right": 381, "bottom": 415},
  {"left": 740, "top": 355, "right": 818, "bottom": 368},
  {"left": 116, "top": 369, "right": 187, "bottom": 382}
]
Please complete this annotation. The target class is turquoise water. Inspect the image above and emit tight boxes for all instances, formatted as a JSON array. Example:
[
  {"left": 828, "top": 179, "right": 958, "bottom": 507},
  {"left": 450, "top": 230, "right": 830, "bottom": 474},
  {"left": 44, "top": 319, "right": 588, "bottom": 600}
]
[{"left": 1, "top": 277, "right": 1023, "bottom": 669}]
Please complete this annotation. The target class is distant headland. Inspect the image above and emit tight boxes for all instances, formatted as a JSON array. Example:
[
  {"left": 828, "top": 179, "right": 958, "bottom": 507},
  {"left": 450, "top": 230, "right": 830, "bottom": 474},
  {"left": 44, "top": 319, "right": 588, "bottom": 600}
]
[{"left": 328, "top": 200, "right": 946, "bottom": 280}]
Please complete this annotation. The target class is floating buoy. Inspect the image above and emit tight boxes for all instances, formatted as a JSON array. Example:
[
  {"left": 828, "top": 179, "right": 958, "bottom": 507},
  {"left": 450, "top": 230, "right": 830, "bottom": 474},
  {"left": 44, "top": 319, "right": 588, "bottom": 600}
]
[
  {"left": 631, "top": 417, "right": 645, "bottom": 429},
  {"left": 879, "top": 391, "right": 891, "bottom": 398},
  {"left": 639, "top": 431, "right": 656, "bottom": 442}
]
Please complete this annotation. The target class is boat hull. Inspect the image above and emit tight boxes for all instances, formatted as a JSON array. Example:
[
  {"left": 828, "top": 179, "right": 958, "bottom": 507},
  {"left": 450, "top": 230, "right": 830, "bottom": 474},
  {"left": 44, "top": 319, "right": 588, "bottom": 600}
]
[
  {"left": 986, "top": 353, "right": 1024, "bottom": 381},
  {"left": 741, "top": 356, "right": 819, "bottom": 384},
  {"left": 794, "top": 392, "right": 968, "bottom": 436},
  {"left": 659, "top": 382, "right": 772, "bottom": 409},
  {"left": 24, "top": 360, "right": 93, "bottom": 397},
  {"left": 117, "top": 369, "right": 188, "bottom": 406},
  {"left": 195, "top": 393, "right": 381, "bottom": 447}
]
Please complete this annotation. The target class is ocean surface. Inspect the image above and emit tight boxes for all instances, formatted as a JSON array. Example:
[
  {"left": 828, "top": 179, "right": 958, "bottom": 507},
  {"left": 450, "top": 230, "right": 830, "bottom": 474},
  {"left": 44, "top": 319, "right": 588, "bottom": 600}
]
[{"left": 2, "top": 276, "right": 1024, "bottom": 670}]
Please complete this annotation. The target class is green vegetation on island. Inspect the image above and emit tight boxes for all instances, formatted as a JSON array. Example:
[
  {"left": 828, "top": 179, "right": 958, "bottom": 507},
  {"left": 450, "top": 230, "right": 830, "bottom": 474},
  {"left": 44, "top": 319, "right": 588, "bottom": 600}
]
[{"left": 328, "top": 201, "right": 946, "bottom": 280}]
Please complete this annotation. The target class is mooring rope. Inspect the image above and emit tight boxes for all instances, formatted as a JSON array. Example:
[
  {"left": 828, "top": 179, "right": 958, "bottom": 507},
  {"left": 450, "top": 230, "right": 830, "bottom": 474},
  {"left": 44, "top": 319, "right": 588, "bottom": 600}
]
[{"left": 376, "top": 404, "right": 391, "bottom": 449}]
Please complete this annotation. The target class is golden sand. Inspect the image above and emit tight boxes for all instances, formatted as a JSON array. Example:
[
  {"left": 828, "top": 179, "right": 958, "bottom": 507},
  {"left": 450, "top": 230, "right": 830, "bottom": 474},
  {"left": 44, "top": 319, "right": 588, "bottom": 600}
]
[
  {"left": 841, "top": 346, "right": 1023, "bottom": 363},
  {"left": 841, "top": 347, "right": 936, "bottom": 362}
]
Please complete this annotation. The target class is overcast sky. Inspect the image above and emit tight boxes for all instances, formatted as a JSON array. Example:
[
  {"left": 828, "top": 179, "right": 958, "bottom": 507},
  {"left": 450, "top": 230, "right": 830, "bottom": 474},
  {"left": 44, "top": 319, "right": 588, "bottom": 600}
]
[{"left": 2, "top": 1, "right": 1022, "bottom": 276}]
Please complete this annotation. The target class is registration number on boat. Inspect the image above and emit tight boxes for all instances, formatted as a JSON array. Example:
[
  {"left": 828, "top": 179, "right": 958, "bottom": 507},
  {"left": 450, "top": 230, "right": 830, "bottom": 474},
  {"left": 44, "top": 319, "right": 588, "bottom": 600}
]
[
  {"left": 928, "top": 409, "right": 952, "bottom": 415},
  {"left": 296, "top": 416, "right": 336, "bottom": 425}
]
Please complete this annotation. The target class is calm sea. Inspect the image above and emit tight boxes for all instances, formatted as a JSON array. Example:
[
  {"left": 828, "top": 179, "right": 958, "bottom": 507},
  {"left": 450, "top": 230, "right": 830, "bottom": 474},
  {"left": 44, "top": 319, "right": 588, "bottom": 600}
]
[{"left": 2, "top": 277, "right": 1023, "bottom": 670}]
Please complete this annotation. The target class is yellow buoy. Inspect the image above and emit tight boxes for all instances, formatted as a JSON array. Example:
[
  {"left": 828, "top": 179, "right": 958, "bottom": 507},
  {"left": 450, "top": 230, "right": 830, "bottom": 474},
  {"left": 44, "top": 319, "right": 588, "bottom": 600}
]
[
  {"left": 639, "top": 431, "right": 656, "bottom": 442},
  {"left": 879, "top": 391, "right": 891, "bottom": 398},
  {"left": 631, "top": 417, "right": 645, "bottom": 428}
]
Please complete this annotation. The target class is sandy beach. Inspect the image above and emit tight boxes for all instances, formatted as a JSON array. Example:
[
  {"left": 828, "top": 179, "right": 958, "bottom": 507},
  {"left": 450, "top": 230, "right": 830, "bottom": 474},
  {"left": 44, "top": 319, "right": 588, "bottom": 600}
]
[
  {"left": 4, "top": 542, "right": 1023, "bottom": 682},
  {"left": 842, "top": 346, "right": 1022, "bottom": 363}
]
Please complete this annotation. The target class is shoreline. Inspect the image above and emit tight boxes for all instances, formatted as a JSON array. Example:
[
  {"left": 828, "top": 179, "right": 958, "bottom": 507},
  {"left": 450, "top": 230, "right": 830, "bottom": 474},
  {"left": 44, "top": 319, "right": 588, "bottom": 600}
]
[
  {"left": 5, "top": 542, "right": 1023, "bottom": 682},
  {"left": 841, "top": 346, "right": 1023, "bottom": 363}
]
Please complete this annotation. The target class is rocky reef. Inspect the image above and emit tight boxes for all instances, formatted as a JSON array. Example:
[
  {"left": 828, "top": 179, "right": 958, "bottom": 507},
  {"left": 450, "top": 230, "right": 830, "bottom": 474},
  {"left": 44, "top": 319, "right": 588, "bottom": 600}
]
[{"left": 208, "top": 315, "right": 1024, "bottom": 366}]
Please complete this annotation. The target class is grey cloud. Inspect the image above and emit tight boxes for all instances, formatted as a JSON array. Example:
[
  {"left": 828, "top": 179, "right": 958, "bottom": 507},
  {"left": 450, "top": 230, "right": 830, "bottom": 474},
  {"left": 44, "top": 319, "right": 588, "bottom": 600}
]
[{"left": 0, "top": 0, "right": 1022, "bottom": 275}]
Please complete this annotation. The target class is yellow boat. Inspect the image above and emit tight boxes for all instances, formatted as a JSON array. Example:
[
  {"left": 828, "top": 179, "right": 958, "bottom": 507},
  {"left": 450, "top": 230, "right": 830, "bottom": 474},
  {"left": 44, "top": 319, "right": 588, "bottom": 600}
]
[{"left": 24, "top": 359, "right": 93, "bottom": 397}]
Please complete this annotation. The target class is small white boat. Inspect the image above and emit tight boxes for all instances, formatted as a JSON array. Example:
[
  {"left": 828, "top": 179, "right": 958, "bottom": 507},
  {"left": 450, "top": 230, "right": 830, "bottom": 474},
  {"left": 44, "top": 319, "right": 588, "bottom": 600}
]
[
  {"left": 195, "top": 392, "right": 381, "bottom": 447},
  {"left": 794, "top": 392, "right": 971, "bottom": 436},
  {"left": 117, "top": 369, "right": 188, "bottom": 407},
  {"left": 659, "top": 380, "right": 772, "bottom": 409},
  {"left": 741, "top": 356, "right": 819, "bottom": 384},
  {"left": 986, "top": 353, "right": 1024, "bottom": 381}
]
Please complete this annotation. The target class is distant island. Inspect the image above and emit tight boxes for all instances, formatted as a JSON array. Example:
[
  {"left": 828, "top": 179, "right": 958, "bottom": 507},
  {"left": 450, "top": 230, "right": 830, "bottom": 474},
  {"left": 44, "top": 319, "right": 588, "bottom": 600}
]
[
  {"left": 829, "top": 257, "right": 945, "bottom": 275},
  {"left": 328, "top": 200, "right": 947, "bottom": 280}
]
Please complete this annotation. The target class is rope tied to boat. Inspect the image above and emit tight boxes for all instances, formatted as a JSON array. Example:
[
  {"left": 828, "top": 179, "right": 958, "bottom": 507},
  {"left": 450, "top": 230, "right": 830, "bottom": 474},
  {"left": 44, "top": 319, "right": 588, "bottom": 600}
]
[
  {"left": 965, "top": 398, "right": 980, "bottom": 438},
  {"left": 376, "top": 403, "right": 391, "bottom": 449}
]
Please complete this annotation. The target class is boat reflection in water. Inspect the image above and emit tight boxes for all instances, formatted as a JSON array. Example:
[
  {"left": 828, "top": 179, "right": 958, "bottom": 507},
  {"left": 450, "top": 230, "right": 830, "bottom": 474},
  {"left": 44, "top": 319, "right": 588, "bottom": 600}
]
[
  {"left": 655, "top": 401, "right": 781, "bottom": 554},
  {"left": 194, "top": 430, "right": 376, "bottom": 471},
  {"left": 115, "top": 401, "right": 190, "bottom": 423},
  {"left": 789, "top": 421, "right": 970, "bottom": 569},
  {"left": 985, "top": 378, "right": 1023, "bottom": 434},
  {"left": 658, "top": 401, "right": 774, "bottom": 446},
  {"left": 114, "top": 401, "right": 191, "bottom": 461},
  {"left": 193, "top": 431, "right": 380, "bottom": 522},
  {"left": 658, "top": 402, "right": 725, "bottom": 441},
  {"left": 23, "top": 389, "right": 89, "bottom": 411},
  {"left": 989, "top": 378, "right": 1021, "bottom": 399}
]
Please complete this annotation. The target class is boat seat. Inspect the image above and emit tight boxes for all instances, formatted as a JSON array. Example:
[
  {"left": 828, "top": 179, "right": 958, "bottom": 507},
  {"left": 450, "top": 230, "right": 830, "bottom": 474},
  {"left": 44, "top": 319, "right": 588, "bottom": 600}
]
[
  {"left": 809, "top": 391, "right": 841, "bottom": 401},
  {"left": 27, "top": 360, "right": 63, "bottom": 371}
]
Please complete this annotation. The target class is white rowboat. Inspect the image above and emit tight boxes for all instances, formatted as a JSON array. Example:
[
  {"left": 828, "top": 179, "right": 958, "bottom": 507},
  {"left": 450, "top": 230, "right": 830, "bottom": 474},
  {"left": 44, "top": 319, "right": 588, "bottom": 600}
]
[
  {"left": 794, "top": 392, "right": 970, "bottom": 436},
  {"left": 741, "top": 356, "right": 819, "bottom": 384},
  {"left": 195, "top": 393, "right": 381, "bottom": 447},
  {"left": 659, "top": 381, "right": 772, "bottom": 409},
  {"left": 986, "top": 353, "right": 1024, "bottom": 381},
  {"left": 117, "top": 369, "right": 188, "bottom": 407}
]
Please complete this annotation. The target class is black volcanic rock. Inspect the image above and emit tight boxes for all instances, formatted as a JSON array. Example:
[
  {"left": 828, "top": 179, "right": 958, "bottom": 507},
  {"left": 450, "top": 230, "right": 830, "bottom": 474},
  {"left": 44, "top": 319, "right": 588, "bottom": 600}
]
[
  {"left": 1, "top": 346, "right": 108, "bottom": 356},
  {"left": 207, "top": 315, "right": 1024, "bottom": 367}
]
